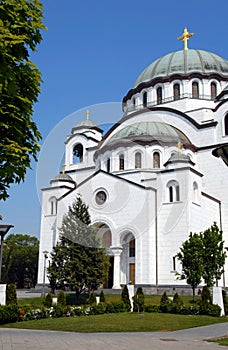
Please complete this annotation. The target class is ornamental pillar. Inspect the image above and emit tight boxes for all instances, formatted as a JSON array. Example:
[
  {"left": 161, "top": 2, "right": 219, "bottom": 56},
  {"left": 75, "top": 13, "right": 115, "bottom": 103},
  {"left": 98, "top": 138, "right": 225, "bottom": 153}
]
[{"left": 111, "top": 246, "right": 123, "bottom": 289}]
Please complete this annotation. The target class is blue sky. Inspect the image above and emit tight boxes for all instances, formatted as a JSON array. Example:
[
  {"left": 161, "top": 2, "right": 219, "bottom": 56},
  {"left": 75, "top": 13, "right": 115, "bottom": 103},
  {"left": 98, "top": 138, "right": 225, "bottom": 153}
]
[{"left": 1, "top": 0, "right": 228, "bottom": 239}]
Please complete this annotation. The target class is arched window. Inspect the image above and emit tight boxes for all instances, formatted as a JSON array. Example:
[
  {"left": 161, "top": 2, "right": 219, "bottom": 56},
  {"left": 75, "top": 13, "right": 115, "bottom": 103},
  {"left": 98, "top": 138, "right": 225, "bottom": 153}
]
[
  {"left": 193, "top": 181, "right": 199, "bottom": 203},
  {"left": 119, "top": 154, "right": 124, "bottom": 170},
  {"left": 107, "top": 158, "right": 111, "bottom": 173},
  {"left": 157, "top": 87, "right": 162, "bottom": 104},
  {"left": 132, "top": 97, "right": 136, "bottom": 108},
  {"left": 174, "top": 83, "right": 180, "bottom": 100},
  {"left": 73, "top": 143, "right": 83, "bottom": 163},
  {"left": 143, "top": 91, "right": 147, "bottom": 107},
  {"left": 153, "top": 152, "right": 160, "bottom": 168},
  {"left": 129, "top": 239, "right": 135, "bottom": 257},
  {"left": 135, "top": 152, "right": 142, "bottom": 169},
  {"left": 49, "top": 197, "right": 57, "bottom": 215},
  {"left": 225, "top": 114, "right": 228, "bottom": 135},
  {"left": 102, "top": 230, "right": 112, "bottom": 247},
  {"left": 167, "top": 180, "right": 180, "bottom": 202},
  {"left": 211, "top": 82, "right": 217, "bottom": 99},
  {"left": 192, "top": 81, "right": 199, "bottom": 98}
]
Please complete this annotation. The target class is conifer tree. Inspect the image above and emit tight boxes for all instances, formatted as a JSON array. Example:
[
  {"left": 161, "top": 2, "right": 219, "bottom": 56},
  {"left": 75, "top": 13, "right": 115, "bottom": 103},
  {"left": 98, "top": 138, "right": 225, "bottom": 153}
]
[
  {"left": 47, "top": 196, "right": 109, "bottom": 298},
  {"left": 121, "top": 285, "right": 131, "bottom": 311}
]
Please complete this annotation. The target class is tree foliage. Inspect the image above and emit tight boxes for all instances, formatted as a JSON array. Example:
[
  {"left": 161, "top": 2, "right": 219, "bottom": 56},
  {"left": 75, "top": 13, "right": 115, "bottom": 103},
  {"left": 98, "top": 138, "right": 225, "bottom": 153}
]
[
  {"left": 2, "top": 233, "right": 39, "bottom": 288},
  {"left": 177, "top": 232, "right": 204, "bottom": 300},
  {"left": 177, "top": 223, "right": 226, "bottom": 298},
  {"left": 200, "top": 223, "right": 226, "bottom": 287},
  {"left": 121, "top": 285, "right": 131, "bottom": 312},
  {"left": 47, "top": 196, "right": 109, "bottom": 296},
  {"left": 133, "top": 286, "right": 144, "bottom": 313},
  {"left": 0, "top": 0, "right": 45, "bottom": 200}
]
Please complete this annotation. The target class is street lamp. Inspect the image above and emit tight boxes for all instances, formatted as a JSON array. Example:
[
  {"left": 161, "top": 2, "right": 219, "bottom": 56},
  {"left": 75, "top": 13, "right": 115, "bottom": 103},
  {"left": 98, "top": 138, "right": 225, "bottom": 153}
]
[
  {"left": 42, "top": 250, "right": 49, "bottom": 297},
  {"left": 0, "top": 225, "right": 14, "bottom": 282},
  {"left": 212, "top": 144, "right": 228, "bottom": 167}
]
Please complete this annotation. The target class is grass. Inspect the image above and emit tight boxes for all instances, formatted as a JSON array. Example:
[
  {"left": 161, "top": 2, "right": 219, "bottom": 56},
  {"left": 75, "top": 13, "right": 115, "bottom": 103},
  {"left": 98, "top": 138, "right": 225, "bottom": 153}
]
[
  {"left": 12, "top": 293, "right": 227, "bottom": 334},
  {"left": 1, "top": 313, "right": 228, "bottom": 333},
  {"left": 208, "top": 336, "right": 228, "bottom": 346}
]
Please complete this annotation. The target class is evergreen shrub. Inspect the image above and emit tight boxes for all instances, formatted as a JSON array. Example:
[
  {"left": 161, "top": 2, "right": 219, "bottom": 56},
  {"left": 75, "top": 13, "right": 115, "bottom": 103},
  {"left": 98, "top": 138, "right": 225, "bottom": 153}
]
[
  {"left": 43, "top": 293, "right": 53, "bottom": 308},
  {"left": 171, "top": 293, "right": 183, "bottom": 314},
  {"left": 133, "top": 287, "right": 144, "bottom": 312},
  {"left": 100, "top": 290, "right": 105, "bottom": 303},
  {"left": 0, "top": 305, "right": 19, "bottom": 324},
  {"left": 6, "top": 284, "right": 17, "bottom": 305},
  {"left": 159, "top": 292, "right": 171, "bottom": 313},
  {"left": 57, "top": 290, "right": 66, "bottom": 307},
  {"left": 121, "top": 285, "right": 131, "bottom": 311}
]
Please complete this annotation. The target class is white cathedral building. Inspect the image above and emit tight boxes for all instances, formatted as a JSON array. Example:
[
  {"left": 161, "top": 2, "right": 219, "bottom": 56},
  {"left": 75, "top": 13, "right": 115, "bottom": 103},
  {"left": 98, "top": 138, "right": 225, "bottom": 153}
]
[{"left": 37, "top": 29, "right": 228, "bottom": 293}]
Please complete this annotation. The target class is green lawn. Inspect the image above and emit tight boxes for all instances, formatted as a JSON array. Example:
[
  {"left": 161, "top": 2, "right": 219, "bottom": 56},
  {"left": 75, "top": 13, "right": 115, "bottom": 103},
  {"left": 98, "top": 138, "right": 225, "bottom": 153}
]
[
  {"left": 208, "top": 337, "right": 228, "bottom": 346},
  {"left": 2, "top": 312, "right": 228, "bottom": 333}
]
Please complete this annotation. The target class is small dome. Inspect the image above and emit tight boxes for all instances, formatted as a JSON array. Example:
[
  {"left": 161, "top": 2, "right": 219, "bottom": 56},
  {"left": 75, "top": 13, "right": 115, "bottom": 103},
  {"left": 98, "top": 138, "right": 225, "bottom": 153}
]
[
  {"left": 134, "top": 49, "right": 228, "bottom": 88},
  {"left": 76, "top": 118, "right": 98, "bottom": 128},
  {"left": 108, "top": 122, "right": 190, "bottom": 144},
  {"left": 52, "top": 173, "right": 73, "bottom": 182}
]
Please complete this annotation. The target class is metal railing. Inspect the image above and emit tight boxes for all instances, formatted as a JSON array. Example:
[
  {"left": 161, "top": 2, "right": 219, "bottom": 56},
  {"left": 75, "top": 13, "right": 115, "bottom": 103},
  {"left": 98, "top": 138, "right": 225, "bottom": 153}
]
[{"left": 125, "top": 93, "right": 215, "bottom": 113}]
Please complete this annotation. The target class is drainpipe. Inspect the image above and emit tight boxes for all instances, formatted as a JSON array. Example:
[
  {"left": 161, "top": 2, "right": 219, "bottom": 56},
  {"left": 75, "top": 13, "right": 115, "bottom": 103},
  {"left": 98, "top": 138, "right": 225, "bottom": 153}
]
[{"left": 155, "top": 189, "right": 158, "bottom": 288}]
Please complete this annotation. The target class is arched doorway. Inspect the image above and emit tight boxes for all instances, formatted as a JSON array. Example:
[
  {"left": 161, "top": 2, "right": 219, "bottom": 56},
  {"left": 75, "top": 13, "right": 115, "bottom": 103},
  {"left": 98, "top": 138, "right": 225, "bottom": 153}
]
[
  {"left": 121, "top": 232, "right": 136, "bottom": 285},
  {"left": 92, "top": 223, "right": 113, "bottom": 288}
]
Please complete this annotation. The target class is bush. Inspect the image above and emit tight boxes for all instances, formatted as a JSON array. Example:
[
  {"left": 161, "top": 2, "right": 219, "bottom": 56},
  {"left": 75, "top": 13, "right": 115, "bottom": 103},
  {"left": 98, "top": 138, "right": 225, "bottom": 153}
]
[
  {"left": 171, "top": 293, "right": 183, "bottom": 314},
  {"left": 100, "top": 290, "right": 105, "bottom": 303},
  {"left": 90, "top": 302, "right": 107, "bottom": 315},
  {"left": 159, "top": 292, "right": 171, "bottom": 313},
  {"left": 144, "top": 304, "right": 160, "bottom": 313},
  {"left": 179, "top": 306, "right": 199, "bottom": 315},
  {"left": 6, "top": 284, "right": 17, "bottom": 305},
  {"left": 43, "top": 293, "right": 52, "bottom": 308},
  {"left": 87, "top": 291, "right": 97, "bottom": 305},
  {"left": 106, "top": 301, "right": 126, "bottom": 313},
  {"left": 199, "top": 286, "right": 212, "bottom": 315},
  {"left": 207, "top": 304, "right": 221, "bottom": 317},
  {"left": 0, "top": 305, "right": 19, "bottom": 324},
  {"left": 133, "top": 287, "right": 144, "bottom": 313},
  {"left": 57, "top": 291, "right": 66, "bottom": 307},
  {"left": 121, "top": 285, "right": 131, "bottom": 312}
]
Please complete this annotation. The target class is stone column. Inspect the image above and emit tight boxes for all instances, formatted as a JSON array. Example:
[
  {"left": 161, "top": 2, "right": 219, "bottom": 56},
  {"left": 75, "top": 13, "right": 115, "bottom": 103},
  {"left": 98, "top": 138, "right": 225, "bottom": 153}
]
[{"left": 111, "top": 247, "right": 123, "bottom": 289}]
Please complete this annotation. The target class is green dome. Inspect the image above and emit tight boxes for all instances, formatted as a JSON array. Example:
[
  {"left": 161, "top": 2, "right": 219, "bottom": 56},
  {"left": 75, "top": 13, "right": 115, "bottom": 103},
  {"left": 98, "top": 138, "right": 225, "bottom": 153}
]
[
  {"left": 109, "top": 122, "right": 190, "bottom": 144},
  {"left": 134, "top": 49, "right": 228, "bottom": 88}
]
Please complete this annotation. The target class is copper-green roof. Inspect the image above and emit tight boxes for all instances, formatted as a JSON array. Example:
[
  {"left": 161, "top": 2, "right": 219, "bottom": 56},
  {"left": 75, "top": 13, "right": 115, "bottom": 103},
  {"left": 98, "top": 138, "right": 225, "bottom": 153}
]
[
  {"left": 134, "top": 50, "right": 228, "bottom": 88},
  {"left": 108, "top": 122, "right": 190, "bottom": 143}
]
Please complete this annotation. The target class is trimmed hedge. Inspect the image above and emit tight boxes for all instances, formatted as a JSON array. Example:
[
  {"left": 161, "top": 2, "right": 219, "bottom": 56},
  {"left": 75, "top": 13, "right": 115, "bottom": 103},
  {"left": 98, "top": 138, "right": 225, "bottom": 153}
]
[{"left": 0, "top": 305, "right": 19, "bottom": 324}]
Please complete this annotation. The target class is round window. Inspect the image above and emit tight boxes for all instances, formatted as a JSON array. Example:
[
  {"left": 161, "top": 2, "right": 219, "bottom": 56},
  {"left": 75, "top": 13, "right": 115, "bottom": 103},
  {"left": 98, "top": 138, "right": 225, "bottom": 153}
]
[{"left": 95, "top": 191, "right": 107, "bottom": 205}]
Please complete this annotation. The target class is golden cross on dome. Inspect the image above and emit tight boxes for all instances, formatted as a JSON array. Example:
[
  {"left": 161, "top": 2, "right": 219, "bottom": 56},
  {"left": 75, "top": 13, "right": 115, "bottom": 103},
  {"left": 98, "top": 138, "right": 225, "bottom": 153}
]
[
  {"left": 62, "top": 164, "right": 66, "bottom": 174},
  {"left": 177, "top": 27, "right": 194, "bottom": 51},
  {"left": 86, "top": 110, "right": 90, "bottom": 120}
]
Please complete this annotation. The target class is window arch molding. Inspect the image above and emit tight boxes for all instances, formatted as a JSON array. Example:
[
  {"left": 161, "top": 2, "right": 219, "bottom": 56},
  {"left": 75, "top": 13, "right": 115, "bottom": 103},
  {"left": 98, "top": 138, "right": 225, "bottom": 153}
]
[
  {"left": 210, "top": 81, "right": 217, "bottom": 100},
  {"left": 156, "top": 85, "right": 163, "bottom": 105},
  {"left": 191, "top": 79, "right": 201, "bottom": 99},
  {"left": 172, "top": 80, "right": 182, "bottom": 100},
  {"left": 49, "top": 196, "right": 57, "bottom": 215},
  {"left": 153, "top": 150, "right": 161, "bottom": 169},
  {"left": 166, "top": 180, "right": 180, "bottom": 202},
  {"left": 72, "top": 143, "right": 83, "bottom": 163},
  {"left": 193, "top": 181, "right": 199, "bottom": 203},
  {"left": 142, "top": 91, "right": 148, "bottom": 107},
  {"left": 134, "top": 151, "right": 142, "bottom": 169}
]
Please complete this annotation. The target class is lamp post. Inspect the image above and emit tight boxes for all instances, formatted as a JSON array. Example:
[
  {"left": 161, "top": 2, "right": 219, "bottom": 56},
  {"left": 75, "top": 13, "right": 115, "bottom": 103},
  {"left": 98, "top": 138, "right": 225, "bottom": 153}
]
[
  {"left": 0, "top": 225, "right": 14, "bottom": 283},
  {"left": 42, "top": 250, "right": 49, "bottom": 297},
  {"left": 212, "top": 144, "right": 228, "bottom": 167}
]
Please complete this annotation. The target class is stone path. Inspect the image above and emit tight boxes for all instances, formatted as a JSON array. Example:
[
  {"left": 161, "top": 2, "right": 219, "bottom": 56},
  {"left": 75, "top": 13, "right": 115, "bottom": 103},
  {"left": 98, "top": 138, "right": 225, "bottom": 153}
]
[{"left": 0, "top": 323, "right": 227, "bottom": 350}]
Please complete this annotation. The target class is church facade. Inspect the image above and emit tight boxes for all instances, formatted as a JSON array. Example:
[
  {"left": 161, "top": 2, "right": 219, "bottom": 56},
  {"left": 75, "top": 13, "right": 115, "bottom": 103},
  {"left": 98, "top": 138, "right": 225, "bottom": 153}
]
[{"left": 37, "top": 29, "right": 228, "bottom": 293}]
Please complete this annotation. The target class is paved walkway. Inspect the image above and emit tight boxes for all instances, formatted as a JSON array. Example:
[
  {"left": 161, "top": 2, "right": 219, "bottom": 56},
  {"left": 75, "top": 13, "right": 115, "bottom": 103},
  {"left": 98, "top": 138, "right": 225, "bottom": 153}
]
[{"left": 0, "top": 323, "right": 227, "bottom": 350}]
